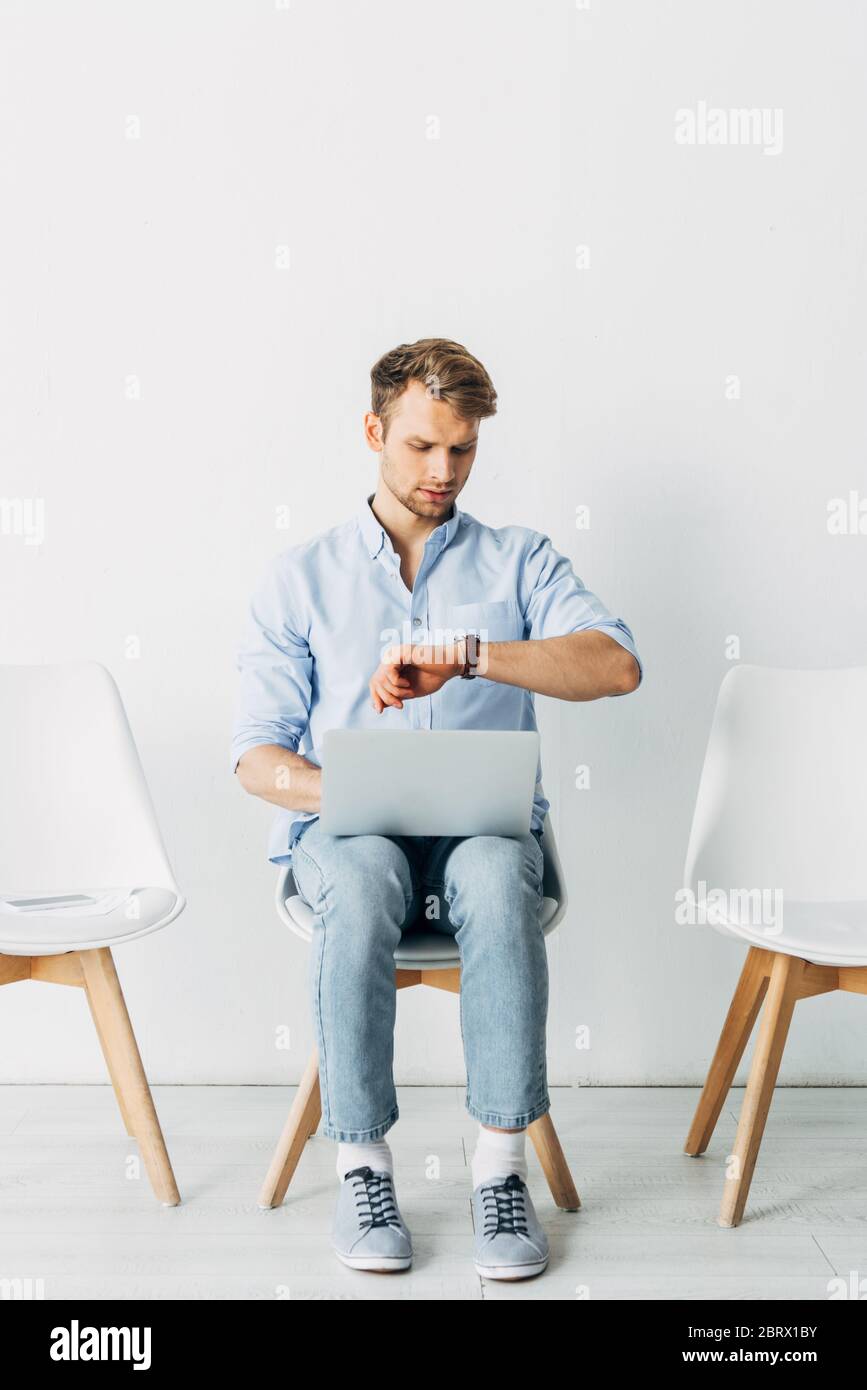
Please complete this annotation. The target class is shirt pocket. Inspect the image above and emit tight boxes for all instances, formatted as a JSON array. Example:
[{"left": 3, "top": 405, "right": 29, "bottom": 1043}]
[
  {"left": 442, "top": 599, "right": 525, "bottom": 689},
  {"left": 444, "top": 598, "right": 525, "bottom": 642}
]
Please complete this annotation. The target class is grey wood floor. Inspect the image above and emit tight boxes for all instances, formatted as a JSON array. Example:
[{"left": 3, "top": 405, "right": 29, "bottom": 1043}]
[{"left": 1, "top": 1084, "right": 865, "bottom": 1300}]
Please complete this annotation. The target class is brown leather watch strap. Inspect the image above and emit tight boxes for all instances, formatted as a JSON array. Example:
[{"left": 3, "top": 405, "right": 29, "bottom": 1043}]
[{"left": 460, "top": 631, "right": 481, "bottom": 679}]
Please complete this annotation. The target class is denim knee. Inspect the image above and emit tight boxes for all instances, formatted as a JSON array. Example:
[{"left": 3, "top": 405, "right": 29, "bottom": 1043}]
[
  {"left": 443, "top": 834, "right": 543, "bottom": 923},
  {"left": 294, "top": 832, "right": 414, "bottom": 925}
]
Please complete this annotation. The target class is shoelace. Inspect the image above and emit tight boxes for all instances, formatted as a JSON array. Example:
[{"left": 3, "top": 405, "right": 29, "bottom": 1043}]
[
  {"left": 345, "top": 1166, "right": 401, "bottom": 1230},
  {"left": 481, "top": 1173, "right": 530, "bottom": 1236}
]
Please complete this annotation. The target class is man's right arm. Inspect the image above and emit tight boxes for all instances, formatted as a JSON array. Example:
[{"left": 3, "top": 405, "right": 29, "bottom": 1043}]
[
  {"left": 236, "top": 745, "right": 322, "bottom": 812},
  {"left": 230, "top": 553, "right": 317, "bottom": 812}
]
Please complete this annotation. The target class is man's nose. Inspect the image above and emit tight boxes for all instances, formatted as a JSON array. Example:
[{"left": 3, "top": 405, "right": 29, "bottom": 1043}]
[{"left": 429, "top": 450, "right": 455, "bottom": 478}]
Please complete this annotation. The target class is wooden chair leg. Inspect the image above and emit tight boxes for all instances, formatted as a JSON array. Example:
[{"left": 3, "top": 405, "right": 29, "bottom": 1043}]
[
  {"left": 421, "top": 967, "right": 581, "bottom": 1210},
  {"left": 719, "top": 951, "right": 802, "bottom": 1228},
  {"left": 528, "top": 1111, "right": 581, "bottom": 1211},
  {"left": 685, "top": 946, "right": 772, "bottom": 1156},
  {"left": 78, "top": 947, "right": 181, "bottom": 1206},
  {"left": 84, "top": 986, "right": 135, "bottom": 1136},
  {"left": 258, "top": 1046, "right": 322, "bottom": 1209}
]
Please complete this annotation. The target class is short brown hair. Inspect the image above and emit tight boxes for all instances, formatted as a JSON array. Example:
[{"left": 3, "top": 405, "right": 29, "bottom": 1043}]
[{"left": 370, "top": 338, "right": 497, "bottom": 439}]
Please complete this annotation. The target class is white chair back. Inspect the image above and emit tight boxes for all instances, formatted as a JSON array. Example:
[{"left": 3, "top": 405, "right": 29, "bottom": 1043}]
[
  {"left": 684, "top": 665, "right": 867, "bottom": 906},
  {"left": 0, "top": 661, "right": 181, "bottom": 898}
]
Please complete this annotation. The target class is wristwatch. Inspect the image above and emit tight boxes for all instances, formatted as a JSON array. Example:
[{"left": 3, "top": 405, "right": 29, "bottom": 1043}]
[{"left": 459, "top": 632, "right": 481, "bottom": 679}]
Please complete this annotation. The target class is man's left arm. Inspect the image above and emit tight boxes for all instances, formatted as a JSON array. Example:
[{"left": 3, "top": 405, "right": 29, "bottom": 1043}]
[
  {"left": 481, "top": 628, "right": 639, "bottom": 701},
  {"left": 368, "top": 530, "right": 642, "bottom": 709},
  {"left": 480, "top": 528, "right": 642, "bottom": 700}
]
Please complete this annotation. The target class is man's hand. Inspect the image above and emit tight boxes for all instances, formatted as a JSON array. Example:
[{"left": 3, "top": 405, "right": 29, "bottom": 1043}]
[{"left": 369, "top": 641, "right": 467, "bottom": 712}]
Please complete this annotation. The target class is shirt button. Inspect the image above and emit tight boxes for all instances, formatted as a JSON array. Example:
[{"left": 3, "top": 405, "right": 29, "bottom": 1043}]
[{"left": 413, "top": 616, "right": 422, "bottom": 625}]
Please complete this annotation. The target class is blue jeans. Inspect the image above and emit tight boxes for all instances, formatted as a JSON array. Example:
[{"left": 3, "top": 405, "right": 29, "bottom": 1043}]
[{"left": 290, "top": 824, "right": 550, "bottom": 1141}]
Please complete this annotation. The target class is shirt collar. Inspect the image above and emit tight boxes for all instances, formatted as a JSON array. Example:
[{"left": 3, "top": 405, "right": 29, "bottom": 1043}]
[{"left": 356, "top": 493, "right": 461, "bottom": 559}]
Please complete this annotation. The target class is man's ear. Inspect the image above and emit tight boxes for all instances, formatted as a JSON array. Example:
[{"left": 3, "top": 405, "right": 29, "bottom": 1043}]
[{"left": 363, "top": 411, "right": 384, "bottom": 452}]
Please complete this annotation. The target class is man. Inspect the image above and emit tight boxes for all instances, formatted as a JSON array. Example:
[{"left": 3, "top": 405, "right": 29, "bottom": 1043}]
[{"left": 231, "top": 338, "right": 642, "bottom": 1280}]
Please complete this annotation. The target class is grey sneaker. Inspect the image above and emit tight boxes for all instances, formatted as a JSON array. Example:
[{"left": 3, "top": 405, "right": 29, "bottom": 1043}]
[
  {"left": 472, "top": 1172, "right": 549, "bottom": 1279},
  {"left": 332, "top": 1166, "right": 413, "bottom": 1272}
]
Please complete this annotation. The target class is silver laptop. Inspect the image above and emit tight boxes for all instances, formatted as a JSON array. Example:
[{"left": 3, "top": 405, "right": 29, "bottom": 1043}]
[{"left": 318, "top": 729, "right": 539, "bottom": 837}]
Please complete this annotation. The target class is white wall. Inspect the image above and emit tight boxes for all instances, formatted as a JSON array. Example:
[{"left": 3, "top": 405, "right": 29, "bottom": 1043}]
[{"left": 2, "top": 0, "right": 866, "bottom": 1085}]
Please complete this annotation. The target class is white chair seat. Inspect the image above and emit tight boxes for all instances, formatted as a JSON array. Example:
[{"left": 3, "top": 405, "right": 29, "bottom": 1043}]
[
  {"left": 282, "top": 890, "right": 562, "bottom": 971},
  {"left": 710, "top": 899, "right": 867, "bottom": 968},
  {"left": 275, "top": 813, "right": 568, "bottom": 970},
  {"left": 0, "top": 887, "right": 182, "bottom": 956}
]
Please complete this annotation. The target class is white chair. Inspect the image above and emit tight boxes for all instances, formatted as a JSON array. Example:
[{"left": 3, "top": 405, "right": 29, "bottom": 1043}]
[
  {"left": 0, "top": 661, "right": 184, "bottom": 1205},
  {"left": 258, "top": 814, "right": 581, "bottom": 1213},
  {"left": 683, "top": 665, "right": 867, "bottom": 1226}
]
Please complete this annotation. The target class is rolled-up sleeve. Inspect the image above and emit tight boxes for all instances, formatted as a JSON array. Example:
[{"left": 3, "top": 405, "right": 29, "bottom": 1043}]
[
  {"left": 519, "top": 531, "right": 643, "bottom": 689},
  {"left": 230, "top": 554, "right": 314, "bottom": 772}
]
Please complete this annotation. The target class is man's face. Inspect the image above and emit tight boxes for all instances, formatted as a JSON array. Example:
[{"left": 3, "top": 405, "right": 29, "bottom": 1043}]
[{"left": 371, "top": 380, "right": 479, "bottom": 521}]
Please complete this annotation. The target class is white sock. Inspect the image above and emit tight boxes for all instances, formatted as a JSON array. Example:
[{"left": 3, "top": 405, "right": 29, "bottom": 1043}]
[
  {"left": 471, "top": 1124, "right": 528, "bottom": 1188},
  {"left": 336, "top": 1138, "right": 393, "bottom": 1182}
]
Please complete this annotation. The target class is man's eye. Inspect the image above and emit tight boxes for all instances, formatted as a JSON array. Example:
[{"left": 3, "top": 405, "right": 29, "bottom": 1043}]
[{"left": 412, "top": 443, "right": 431, "bottom": 451}]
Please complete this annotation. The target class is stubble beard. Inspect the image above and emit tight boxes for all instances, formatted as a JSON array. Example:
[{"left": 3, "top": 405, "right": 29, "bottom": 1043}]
[{"left": 380, "top": 447, "right": 455, "bottom": 521}]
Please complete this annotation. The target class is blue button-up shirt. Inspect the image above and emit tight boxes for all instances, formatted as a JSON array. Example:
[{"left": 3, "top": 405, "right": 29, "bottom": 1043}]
[{"left": 231, "top": 494, "right": 643, "bottom": 863}]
